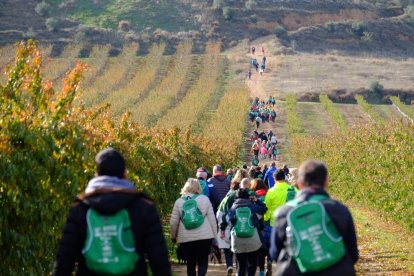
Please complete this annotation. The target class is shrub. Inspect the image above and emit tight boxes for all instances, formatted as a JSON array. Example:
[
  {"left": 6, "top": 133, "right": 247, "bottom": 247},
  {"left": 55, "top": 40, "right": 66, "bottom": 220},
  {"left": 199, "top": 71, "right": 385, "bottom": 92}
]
[
  {"left": 405, "top": 5, "right": 414, "bottom": 21},
  {"left": 369, "top": 81, "right": 384, "bottom": 95},
  {"left": 325, "top": 21, "right": 335, "bottom": 32},
  {"left": 274, "top": 26, "right": 288, "bottom": 39},
  {"left": 245, "top": 0, "right": 257, "bottom": 10},
  {"left": 45, "top": 18, "right": 59, "bottom": 32},
  {"left": 351, "top": 21, "right": 367, "bottom": 37},
  {"left": 249, "top": 14, "right": 258, "bottom": 23},
  {"left": 223, "top": 7, "right": 235, "bottom": 21},
  {"left": 35, "top": 1, "right": 51, "bottom": 17},
  {"left": 118, "top": 20, "right": 130, "bottom": 32},
  {"left": 22, "top": 27, "right": 37, "bottom": 39}
]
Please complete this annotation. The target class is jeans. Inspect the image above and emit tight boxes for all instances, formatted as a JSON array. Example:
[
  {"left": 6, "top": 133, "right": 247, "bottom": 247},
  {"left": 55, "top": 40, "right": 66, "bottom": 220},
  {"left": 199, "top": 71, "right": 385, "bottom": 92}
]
[
  {"left": 236, "top": 250, "right": 258, "bottom": 276},
  {"left": 180, "top": 239, "right": 213, "bottom": 276},
  {"left": 224, "top": 248, "right": 233, "bottom": 268}
]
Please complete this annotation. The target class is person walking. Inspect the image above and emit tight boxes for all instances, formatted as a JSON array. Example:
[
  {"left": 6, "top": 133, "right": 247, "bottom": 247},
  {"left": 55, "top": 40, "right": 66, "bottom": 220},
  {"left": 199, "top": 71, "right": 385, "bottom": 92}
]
[
  {"left": 208, "top": 165, "right": 231, "bottom": 206},
  {"left": 248, "top": 70, "right": 252, "bottom": 80},
  {"left": 53, "top": 148, "right": 171, "bottom": 276},
  {"left": 170, "top": 178, "right": 217, "bottom": 276},
  {"left": 263, "top": 169, "right": 297, "bottom": 275},
  {"left": 250, "top": 179, "right": 269, "bottom": 276},
  {"left": 270, "top": 160, "right": 359, "bottom": 275},
  {"left": 263, "top": 162, "right": 277, "bottom": 188},
  {"left": 222, "top": 189, "right": 267, "bottom": 276}
]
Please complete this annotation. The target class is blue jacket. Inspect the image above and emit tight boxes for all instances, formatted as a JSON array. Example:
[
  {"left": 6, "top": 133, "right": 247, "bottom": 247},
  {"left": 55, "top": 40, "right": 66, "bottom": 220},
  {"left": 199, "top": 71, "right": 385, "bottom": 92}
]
[{"left": 264, "top": 166, "right": 277, "bottom": 188}]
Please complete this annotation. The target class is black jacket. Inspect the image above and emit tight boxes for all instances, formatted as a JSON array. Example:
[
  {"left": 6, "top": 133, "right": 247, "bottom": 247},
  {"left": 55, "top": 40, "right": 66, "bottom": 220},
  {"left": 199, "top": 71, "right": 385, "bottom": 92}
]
[
  {"left": 270, "top": 187, "right": 359, "bottom": 276},
  {"left": 53, "top": 189, "right": 172, "bottom": 276}
]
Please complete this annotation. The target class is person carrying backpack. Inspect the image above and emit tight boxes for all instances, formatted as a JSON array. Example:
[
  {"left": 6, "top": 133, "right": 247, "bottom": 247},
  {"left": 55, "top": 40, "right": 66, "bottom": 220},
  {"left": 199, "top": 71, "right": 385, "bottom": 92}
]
[
  {"left": 53, "top": 148, "right": 171, "bottom": 276},
  {"left": 170, "top": 178, "right": 217, "bottom": 276},
  {"left": 196, "top": 168, "right": 210, "bottom": 197},
  {"left": 221, "top": 189, "right": 267, "bottom": 276},
  {"left": 263, "top": 162, "right": 277, "bottom": 188},
  {"left": 270, "top": 160, "right": 358, "bottom": 276},
  {"left": 263, "top": 169, "right": 297, "bottom": 275}
]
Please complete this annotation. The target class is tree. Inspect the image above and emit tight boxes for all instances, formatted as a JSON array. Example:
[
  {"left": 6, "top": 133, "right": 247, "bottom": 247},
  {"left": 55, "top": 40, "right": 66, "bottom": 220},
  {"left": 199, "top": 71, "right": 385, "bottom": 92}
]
[
  {"left": 35, "top": 1, "right": 51, "bottom": 17},
  {"left": 46, "top": 18, "right": 59, "bottom": 32},
  {"left": 212, "top": 0, "right": 224, "bottom": 10}
]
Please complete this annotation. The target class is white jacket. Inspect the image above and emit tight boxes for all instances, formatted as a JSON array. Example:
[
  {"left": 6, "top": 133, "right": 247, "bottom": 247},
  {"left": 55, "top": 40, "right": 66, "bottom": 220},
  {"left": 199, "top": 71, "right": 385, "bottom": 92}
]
[{"left": 170, "top": 193, "right": 217, "bottom": 244}]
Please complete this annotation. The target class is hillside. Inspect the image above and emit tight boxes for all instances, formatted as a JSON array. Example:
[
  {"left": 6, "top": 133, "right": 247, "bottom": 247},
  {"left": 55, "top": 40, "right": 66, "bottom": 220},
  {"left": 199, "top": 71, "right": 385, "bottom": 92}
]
[{"left": 1, "top": 0, "right": 414, "bottom": 55}]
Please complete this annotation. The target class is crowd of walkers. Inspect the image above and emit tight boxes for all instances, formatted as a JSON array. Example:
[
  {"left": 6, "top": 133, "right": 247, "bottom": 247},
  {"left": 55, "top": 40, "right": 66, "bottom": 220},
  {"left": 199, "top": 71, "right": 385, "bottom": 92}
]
[
  {"left": 249, "top": 45, "right": 267, "bottom": 77},
  {"left": 249, "top": 97, "right": 277, "bottom": 129},
  {"left": 53, "top": 148, "right": 359, "bottom": 276}
]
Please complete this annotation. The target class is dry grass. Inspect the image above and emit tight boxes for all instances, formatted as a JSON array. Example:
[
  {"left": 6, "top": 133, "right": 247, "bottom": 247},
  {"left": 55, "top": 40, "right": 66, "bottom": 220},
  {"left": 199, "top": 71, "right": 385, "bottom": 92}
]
[
  {"left": 267, "top": 53, "right": 414, "bottom": 96},
  {"left": 42, "top": 44, "right": 83, "bottom": 81}
]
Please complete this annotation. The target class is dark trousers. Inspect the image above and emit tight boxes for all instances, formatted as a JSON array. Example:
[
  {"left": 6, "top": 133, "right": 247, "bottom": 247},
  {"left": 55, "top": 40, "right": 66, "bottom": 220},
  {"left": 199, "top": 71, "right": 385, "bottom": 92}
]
[
  {"left": 180, "top": 239, "right": 212, "bottom": 276},
  {"left": 236, "top": 250, "right": 258, "bottom": 276},
  {"left": 224, "top": 248, "right": 233, "bottom": 268},
  {"left": 257, "top": 247, "right": 267, "bottom": 271}
]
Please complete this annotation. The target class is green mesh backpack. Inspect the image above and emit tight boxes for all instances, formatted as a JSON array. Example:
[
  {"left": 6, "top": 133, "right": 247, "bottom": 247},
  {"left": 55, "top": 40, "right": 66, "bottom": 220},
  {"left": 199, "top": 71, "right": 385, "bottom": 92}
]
[
  {"left": 286, "top": 195, "right": 345, "bottom": 273},
  {"left": 82, "top": 208, "right": 139, "bottom": 275},
  {"left": 181, "top": 195, "right": 205, "bottom": 230},
  {"left": 233, "top": 207, "right": 255, "bottom": 238},
  {"left": 286, "top": 186, "right": 296, "bottom": 202}
]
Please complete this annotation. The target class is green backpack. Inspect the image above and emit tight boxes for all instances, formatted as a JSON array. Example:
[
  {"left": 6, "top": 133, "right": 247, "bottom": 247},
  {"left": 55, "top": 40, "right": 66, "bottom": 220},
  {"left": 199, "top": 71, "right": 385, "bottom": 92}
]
[
  {"left": 233, "top": 207, "right": 255, "bottom": 238},
  {"left": 286, "top": 186, "right": 296, "bottom": 202},
  {"left": 252, "top": 158, "right": 259, "bottom": 166},
  {"left": 181, "top": 195, "right": 205, "bottom": 230},
  {"left": 82, "top": 209, "right": 139, "bottom": 275},
  {"left": 286, "top": 195, "right": 346, "bottom": 273}
]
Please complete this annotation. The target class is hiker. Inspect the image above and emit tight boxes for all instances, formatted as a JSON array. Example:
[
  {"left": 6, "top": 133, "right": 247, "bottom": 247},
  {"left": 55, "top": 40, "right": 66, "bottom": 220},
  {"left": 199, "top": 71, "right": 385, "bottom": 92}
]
[
  {"left": 282, "top": 165, "right": 290, "bottom": 179},
  {"left": 248, "top": 70, "right": 252, "bottom": 80},
  {"left": 259, "top": 131, "right": 268, "bottom": 142},
  {"left": 263, "top": 169, "right": 298, "bottom": 275},
  {"left": 252, "top": 46, "right": 256, "bottom": 55},
  {"left": 255, "top": 116, "right": 262, "bottom": 129},
  {"left": 271, "top": 145, "right": 278, "bottom": 161},
  {"left": 217, "top": 169, "right": 249, "bottom": 276},
  {"left": 53, "top": 148, "right": 171, "bottom": 276},
  {"left": 262, "top": 46, "right": 265, "bottom": 55},
  {"left": 221, "top": 189, "right": 267, "bottom": 276},
  {"left": 227, "top": 169, "right": 235, "bottom": 182},
  {"left": 270, "top": 160, "right": 359, "bottom": 275},
  {"left": 248, "top": 166, "right": 256, "bottom": 179},
  {"left": 260, "top": 144, "right": 268, "bottom": 160},
  {"left": 252, "top": 140, "right": 260, "bottom": 157},
  {"left": 250, "top": 179, "right": 269, "bottom": 276},
  {"left": 253, "top": 166, "right": 264, "bottom": 179},
  {"left": 207, "top": 165, "right": 231, "bottom": 207},
  {"left": 270, "top": 134, "right": 277, "bottom": 146},
  {"left": 263, "top": 162, "right": 277, "bottom": 188},
  {"left": 252, "top": 155, "right": 260, "bottom": 167},
  {"left": 271, "top": 110, "right": 277, "bottom": 122},
  {"left": 250, "top": 130, "right": 259, "bottom": 141},
  {"left": 170, "top": 178, "right": 217, "bottom": 276},
  {"left": 262, "top": 56, "right": 266, "bottom": 64},
  {"left": 197, "top": 168, "right": 210, "bottom": 197}
]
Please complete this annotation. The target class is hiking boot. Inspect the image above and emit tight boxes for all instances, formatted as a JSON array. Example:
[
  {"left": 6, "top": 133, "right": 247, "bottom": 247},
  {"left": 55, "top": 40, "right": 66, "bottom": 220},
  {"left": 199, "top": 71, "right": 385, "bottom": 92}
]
[{"left": 227, "top": 266, "right": 233, "bottom": 276}]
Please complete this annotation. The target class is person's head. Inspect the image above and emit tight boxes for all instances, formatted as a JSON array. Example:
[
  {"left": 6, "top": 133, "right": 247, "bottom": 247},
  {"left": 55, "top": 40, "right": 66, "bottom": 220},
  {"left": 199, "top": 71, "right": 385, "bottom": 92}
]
[
  {"left": 180, "top": 178, "right": 201, "bottom": 195},
  {"left": 196, "top": 168, "right": 207, "bottom": 180},
  {"left": 240, "top": 178, "right": 251, "bottom": 189},
  {"left": 248, "top": 167, "right": 256, "bottom": 178},
  {"left": 236, "top": 188, "right": 250, "bottom": 199},
  {"left": 297, "top": 160, "right": 328, "bottom": 190},
  {"left": 95, "top": 148, "right": 126, "bottom": 178},
  {"left": 271, "top": 162, "right": 276, "bottom": 168},
  {"left": 255, "top": 166, "right": 261, "bottom": 172},
  {"left": 227, "top": 168, "right": 234, "bottom": 175},
  {"left": 213, "top": 165, "right": 223, "bottom": 175},
  {"left": 263, "top": 164, "right": 268, "bottom": 170},
  {"left": 231, "top": 169, "right": 248, "bottom": 190},
  {"left": 273, "top": 169, "right": 285, "bottom": 181},
  {"left": 242, "top": 163, "right": 248, "bottom": 170},
  {"left": 288, "top": 168, "right": 299, "bottom": 188},
  {"left": 250, "top": 178, "right": 268, "bottom": 192}
]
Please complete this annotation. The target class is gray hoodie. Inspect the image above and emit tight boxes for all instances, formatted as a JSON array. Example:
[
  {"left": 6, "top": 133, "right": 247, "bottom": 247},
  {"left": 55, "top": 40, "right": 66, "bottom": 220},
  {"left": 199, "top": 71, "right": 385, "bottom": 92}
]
[{"left": 85, "top": 175, "right": 136, "bottom": 193}]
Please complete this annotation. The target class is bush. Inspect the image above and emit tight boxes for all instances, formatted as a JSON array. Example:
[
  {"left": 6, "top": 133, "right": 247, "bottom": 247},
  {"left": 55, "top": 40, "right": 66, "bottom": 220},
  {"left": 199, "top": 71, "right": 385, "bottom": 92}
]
[
  {"left": 249, "top": 14, "right": 258, "bottom": 23},
  {"left": 45, "top": 18, "right": 59, "bottom": 32},
  {"left": 35, "top": 1, "right": 51, "bottom": 17},
  {"left": 118, "top": 20, "right": 130, "bottom": 32},
  {"left": 245, "top": 0, "right": 257, "bottom": 10},
  {"left": 325, "top": 21, "right": 335, "bottom": 33},
  {"left": 22, "top": 27, "right": 37, "bottom": 39},
  {"left": 223, "top": 7, "right": 235, "bottom": 21},
  {"left": 351, "top": 21, "right": 367, "bottom": 37},
  {"left": 369, "top": 81, "right": 384, "bottom": 95},
  {"left": 212, "top": 0, "right": 224, "bottom": 10},
  {"left": 274, "top": 26, "right": 288, "bottom": 39},
  {"left": 405, "top": 5, "right": 414, "bottom": 20}
]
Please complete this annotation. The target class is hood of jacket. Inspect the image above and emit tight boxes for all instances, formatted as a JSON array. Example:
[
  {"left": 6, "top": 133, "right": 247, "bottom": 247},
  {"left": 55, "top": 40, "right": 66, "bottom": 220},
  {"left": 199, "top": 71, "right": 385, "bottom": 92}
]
[
  {"left": 212, "top": 174, "right": 227, "bottom": 182},
  {"left": 82, "top": 176, "right": 138, "bottom": 215},
  {"left": 232, "top": 198, "right": 252, "bottom": 209}
]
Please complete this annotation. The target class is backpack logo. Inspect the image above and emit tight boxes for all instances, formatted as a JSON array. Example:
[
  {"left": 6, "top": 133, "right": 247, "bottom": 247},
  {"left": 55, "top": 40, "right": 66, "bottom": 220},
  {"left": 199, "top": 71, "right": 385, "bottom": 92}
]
[
  {"left": 286, "top": 200, "right": 346, "bottom": 273},
  {"left": 181, "top": 195, "right": 205, "bottom": 230},
  {"left": 82, "top": 209, "right": 139, "bottom": 275},
  {"left": 233, "top": 207, "right": 255, "bottom": 238}
]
